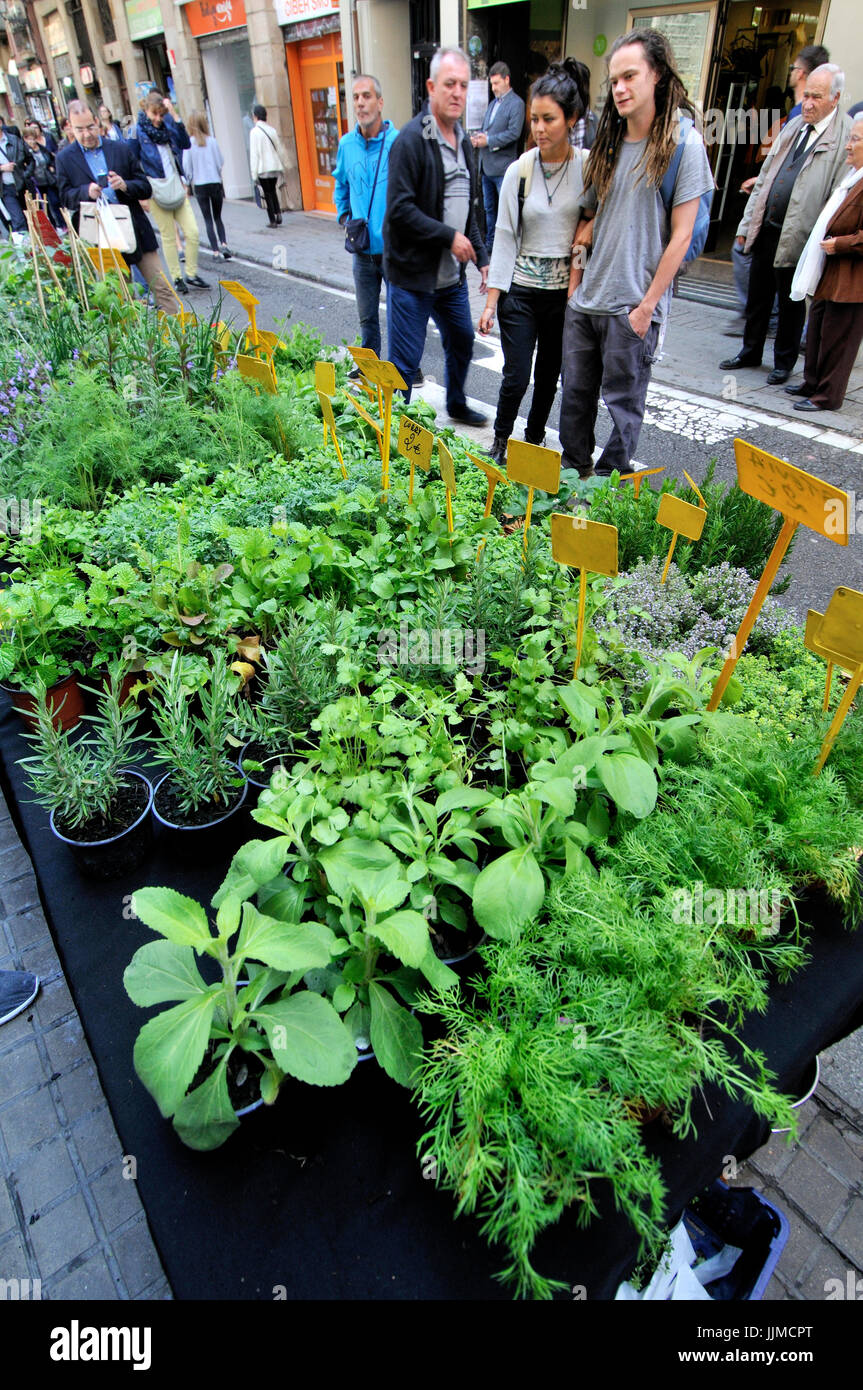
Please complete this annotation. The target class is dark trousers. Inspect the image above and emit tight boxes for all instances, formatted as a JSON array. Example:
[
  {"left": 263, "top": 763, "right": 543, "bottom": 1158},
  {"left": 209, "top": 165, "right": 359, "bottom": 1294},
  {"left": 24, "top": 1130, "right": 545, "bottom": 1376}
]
[
  {"left": 388, "top": 278, "right": 474, "bottom": 410},
  {"left": 742, "top": 224, "right": 807, "bottom": 371},
  {"left": 194, "top": 182, "right": 226, "bottom": 251},
  {"left": 800, "top": 298, "right": 863, "bottom": 411},
  {"left": 33, "top": 183, "right": 64, "bottom": 230},
  {"left": 495, "top": 283, "right": 567, "bottom": 441},
  {"left": 482, "top": 171, "right": 504, "bottom": 254},
  {"left": 352, "top": 252, "right": 385, "bottom": 355},
  {"left": 0, "top": 187, "right": 27, "bottom": 233},
  {"left": 258, "top": 176, "right": 281, "bottom": 224},
  {"left": 559, "top": 306, "right": 660, "bottom": 475}
]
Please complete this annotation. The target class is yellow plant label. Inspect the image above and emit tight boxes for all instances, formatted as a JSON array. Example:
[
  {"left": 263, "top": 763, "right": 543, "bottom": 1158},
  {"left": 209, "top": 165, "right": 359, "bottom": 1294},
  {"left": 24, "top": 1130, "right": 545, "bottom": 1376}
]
[
  {"left": 813, "top": 588, "right": 863, "bottom": 668},
  {"left": 317, "top": 389, "right": 338, "bottom": 434},
  {"left": 237, "top": 354, "right": 277, "bottom": 395},
  {"left": 219, "top": 280, "right": 260, "bottom": 314},
  {"left": 398, "top": 416, "right": 434, "bottom": 473},
  {"left": 467, "top": 451, "right": 507, "bottom": 487},
  {"left": 506, "top": 440, "right": 561, "bottom": 494},
  {"left": 438, "top": 440, "right": 457, "bottom": 496},
  {"left": 315, "top": 360, "right": 336, "bottom": 396},
  {"left": 550, "top": 514, "right": 618, "bottom": 575},
  {"left": 656, "top": 492, "right": 707, "bottom": 543},
  {"left": 359, "top": 359, "right": 407, "bottom": 391},
  {"left": 348, "top": 346, "right": 379, "bottom": 366},
  {"left": 734, "top": 439, "right": 849, "bottom": 544}
]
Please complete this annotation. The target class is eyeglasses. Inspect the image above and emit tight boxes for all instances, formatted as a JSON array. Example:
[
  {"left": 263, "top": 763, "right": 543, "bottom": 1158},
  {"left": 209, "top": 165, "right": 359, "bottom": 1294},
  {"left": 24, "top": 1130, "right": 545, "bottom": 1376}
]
[{"left": 71, "top": 122, "right": 99, "bottom": 133}]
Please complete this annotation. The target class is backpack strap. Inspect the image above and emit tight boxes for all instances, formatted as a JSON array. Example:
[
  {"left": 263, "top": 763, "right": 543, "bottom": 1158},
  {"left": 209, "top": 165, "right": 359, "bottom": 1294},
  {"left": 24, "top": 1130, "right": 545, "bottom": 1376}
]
[
  {"left": 659, "top": 114, "right": 693, "bottom": 217},
  {"left": 517, "top": 148, "right": 539, "bottom": 236}
]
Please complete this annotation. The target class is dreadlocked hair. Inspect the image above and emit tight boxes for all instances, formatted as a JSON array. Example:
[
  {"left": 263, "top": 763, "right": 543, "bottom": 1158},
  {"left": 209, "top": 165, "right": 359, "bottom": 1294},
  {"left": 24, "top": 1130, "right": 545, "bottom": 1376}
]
[{"left": 585, "top": 29, "right": 699, "bottom": 205}]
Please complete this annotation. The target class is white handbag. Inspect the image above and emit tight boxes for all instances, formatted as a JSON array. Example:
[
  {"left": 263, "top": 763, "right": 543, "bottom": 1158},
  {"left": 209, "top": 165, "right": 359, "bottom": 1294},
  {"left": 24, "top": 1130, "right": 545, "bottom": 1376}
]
[
  {"left": 79, "top": 198, "right": 137, "bottom": 254},
  {"left": 148, "top": 164, "right": 186, "bottom": 211}
]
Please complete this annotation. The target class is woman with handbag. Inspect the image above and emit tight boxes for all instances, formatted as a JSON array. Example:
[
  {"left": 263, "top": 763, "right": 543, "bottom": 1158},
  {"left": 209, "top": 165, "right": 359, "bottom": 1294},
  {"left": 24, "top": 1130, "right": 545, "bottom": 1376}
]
[
  {"left": 478, "top": 62, "right": 587, "bottom": 463},
  {"left": 24, "top": 127, "right": 64, "bottom": 229},
  {"left": 249, "top": 104, "right": 285, "bottom": 228},
  {"left": 183, "top": 111, "right": 232, "bottom": 260},
  {"left": 135, "top": 92, "right": 208, "bottom": 293}
]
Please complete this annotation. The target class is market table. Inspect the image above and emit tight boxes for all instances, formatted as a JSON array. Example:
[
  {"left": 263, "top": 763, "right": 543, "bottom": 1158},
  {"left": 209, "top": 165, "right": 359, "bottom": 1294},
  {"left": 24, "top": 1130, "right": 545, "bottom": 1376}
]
[{"left": 2, "top": 698, "right": 862, "bottom": 1300}]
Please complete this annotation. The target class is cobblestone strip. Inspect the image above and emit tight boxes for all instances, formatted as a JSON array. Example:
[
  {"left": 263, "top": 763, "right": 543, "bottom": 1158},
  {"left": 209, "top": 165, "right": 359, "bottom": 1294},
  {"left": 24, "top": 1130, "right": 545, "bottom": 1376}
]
[{"left": 0, "top": 791, "right": 171, "bottom": 1301}]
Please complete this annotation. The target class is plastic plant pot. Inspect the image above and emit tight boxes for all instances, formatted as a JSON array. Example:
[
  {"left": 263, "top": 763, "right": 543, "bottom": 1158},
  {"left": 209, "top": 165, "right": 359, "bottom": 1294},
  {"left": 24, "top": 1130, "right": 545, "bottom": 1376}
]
[
  {"left": 49, "top": 770, "right": 154, "bottom": 879},
  {"left": 151, "top": 772, "right": 249, "bottom": 857},
  {"left": 770, "top": 1055, "right": 821, "bottom": 1134}
]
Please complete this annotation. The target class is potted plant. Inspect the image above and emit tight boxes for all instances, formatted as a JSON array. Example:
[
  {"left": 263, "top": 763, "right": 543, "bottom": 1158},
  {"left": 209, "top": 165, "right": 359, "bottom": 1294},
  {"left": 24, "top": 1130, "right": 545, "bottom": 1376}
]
[
  {"left": 124, "top": 836, "right": 358, "bottom": 1149},
  {"left": 0, "top": 569, "right": 88, "bottom": 730},
  {"left": 148, "top": 650, "right": 248, "bottom": 838},
  {"left": 18, "top": 663, "right": 153, "bottom": 878}
]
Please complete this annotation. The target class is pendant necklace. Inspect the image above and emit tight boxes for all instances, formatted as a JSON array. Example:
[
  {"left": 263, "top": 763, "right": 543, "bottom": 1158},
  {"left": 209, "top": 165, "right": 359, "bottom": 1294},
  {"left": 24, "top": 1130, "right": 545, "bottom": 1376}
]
[{"left": 539, "top": 150, "right": 571, "bottom": 205}]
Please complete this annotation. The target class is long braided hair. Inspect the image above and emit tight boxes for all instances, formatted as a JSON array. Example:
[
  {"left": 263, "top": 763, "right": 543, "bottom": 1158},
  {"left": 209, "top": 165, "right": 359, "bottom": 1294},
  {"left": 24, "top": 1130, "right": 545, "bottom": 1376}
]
[{"left": 585, "top": 29, "right": 698, "bottom": 204}]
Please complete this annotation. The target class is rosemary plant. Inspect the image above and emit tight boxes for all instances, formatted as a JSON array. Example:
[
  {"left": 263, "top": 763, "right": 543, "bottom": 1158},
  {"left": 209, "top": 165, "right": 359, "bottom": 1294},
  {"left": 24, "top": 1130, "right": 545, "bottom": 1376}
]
[
  {"left": 149, "top": 651, "right": 244, "bottom": 815},
  {"left": 20, "top": 664, "right": 140, "bottom": 829}
]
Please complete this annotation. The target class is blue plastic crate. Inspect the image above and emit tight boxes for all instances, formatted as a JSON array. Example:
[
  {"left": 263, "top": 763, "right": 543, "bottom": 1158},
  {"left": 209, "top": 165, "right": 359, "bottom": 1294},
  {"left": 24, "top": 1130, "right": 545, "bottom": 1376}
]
[{"left": 682, "top": 1181, "right": 789, "bottom": 1301}]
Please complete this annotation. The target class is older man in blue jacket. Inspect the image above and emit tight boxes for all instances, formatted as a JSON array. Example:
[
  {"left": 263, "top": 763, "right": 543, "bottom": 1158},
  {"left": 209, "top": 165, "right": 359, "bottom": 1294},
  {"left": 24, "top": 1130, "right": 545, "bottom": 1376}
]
[{"left": 334, "top": 75, "right": 398, "bottom": 361}]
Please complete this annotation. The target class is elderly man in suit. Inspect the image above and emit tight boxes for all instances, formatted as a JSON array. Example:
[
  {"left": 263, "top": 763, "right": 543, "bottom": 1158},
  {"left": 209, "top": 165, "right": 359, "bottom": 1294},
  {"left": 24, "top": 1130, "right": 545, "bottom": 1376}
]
[
  {"left": 57, "top": 99, "right": 177, "bottom": 315},
  {"left": 471, "top": 62, "right": 525, "bottom": 253},
  {"left": 720, "top": 64, "right": 851, "bottom": 385}
]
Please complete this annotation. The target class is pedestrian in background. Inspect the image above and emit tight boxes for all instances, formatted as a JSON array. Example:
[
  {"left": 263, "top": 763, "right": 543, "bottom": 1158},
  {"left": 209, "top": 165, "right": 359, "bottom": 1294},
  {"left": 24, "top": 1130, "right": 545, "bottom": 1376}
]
[
  {"left": 249, "top": 105, "right": 285, "bottom": 228},
  {"left": 24, "top": 118, "right": 57, "bottom": 155},
  {"left": 24, "top": 128, "right": 64, "bottom": 230},
  {"left": 0, "top": 124, "right": 34, "bottom": 235},
  {"left": 334, "top": 74, "right": 398, "bottom": 363},
  {"left": 183, "top": 111, "right": 232, "bottom": 260},
  {"left": 568, "top": 60, "right": 597, "bottom": 151},
  {"left": 479, "top": 62, "right": 587, "bottom": 462},
  {"left": 471, "top": 62, "right": 524, "bottom": 254},
  {"left": 136, "top": 91, "right": 208, "bottom": 294},
  {"left": 787, "top": 113, "right": 863, "bottom": 413},
  {"left": 99, "top": 105, "right": 125, "bottom": 143}
]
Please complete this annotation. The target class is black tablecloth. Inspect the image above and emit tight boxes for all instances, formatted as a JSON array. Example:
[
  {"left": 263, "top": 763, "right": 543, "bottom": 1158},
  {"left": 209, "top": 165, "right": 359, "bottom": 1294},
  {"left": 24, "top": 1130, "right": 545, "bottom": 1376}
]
[{"left": 2, "top": 695, "right": 862, "bottom": 1300}]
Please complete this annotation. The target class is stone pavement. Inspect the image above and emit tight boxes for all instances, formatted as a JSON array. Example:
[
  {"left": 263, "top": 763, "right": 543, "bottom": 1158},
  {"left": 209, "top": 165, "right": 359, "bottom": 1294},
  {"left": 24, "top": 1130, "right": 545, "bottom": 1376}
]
[
  {"left": 0, "top": 794, "right": 170, "bottom": 1301},
  {"left": 189, "top": 197, "right": 863, "bottom": 441}
]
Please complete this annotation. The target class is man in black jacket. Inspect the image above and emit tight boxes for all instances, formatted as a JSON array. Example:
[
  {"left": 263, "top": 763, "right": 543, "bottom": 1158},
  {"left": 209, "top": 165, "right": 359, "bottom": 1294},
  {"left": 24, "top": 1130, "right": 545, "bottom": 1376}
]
[
  {"left": 0, "top": 125, "right": 35, "bottom": 234},
  {"left": 56, "top": 99, "right": 177, "bottom": 314},
  {"left": 384, "top": 47, "right": 489, "bottom": 425}
]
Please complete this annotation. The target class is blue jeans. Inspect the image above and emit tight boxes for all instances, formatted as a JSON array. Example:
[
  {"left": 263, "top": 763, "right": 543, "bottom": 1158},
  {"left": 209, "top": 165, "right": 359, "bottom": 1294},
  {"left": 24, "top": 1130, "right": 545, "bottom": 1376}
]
[
  {"left": 482, "top": 172, "right": 504, "bottom": 253},
  {"left": 387, "top": 278, "right": 474, "bottom": 410},
  {"left": 0, "top": 188, "right": 27, "bottom": 233},
  {"left": 352, "top": 252, "right": 385, "bottom": 356}
]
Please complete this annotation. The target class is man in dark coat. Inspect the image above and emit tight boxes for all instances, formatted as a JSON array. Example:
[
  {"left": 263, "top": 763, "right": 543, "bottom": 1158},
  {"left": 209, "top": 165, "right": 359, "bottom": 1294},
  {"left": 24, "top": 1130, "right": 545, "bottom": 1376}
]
[
  {"left": 56, "top": 99, "right": 177, "bottom": 314},
  {"left": 383, "top": 47, "right": 489, "bottom": 424},
  {"left": 0, "top": 125, "right": 35, "bottom": 233}
]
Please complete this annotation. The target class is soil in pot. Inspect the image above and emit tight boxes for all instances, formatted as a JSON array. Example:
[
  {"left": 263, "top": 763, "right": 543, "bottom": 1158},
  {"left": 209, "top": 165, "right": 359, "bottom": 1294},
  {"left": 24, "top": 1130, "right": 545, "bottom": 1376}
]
[
  {"left": 190, "top": 1042, "right": 266, "bottom": 1117},
  {"left": 237, "top": 741, "right": 294, "bottom": 793},
  {"left": 3, "top": 674, "right": 85, "bottom": 732},
  {"left": 50, "top": 771, "right": 154, "bottom": 879},
  {"left": 153, "top": 774, "right": 248, "bottom": 829}
]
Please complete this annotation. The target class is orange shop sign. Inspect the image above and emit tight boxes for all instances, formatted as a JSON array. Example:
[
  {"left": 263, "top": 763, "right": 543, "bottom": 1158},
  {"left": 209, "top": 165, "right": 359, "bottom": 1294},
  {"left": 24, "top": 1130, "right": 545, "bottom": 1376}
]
[{"left": 183, "top": 0, "right": 246, "bottom": 37}]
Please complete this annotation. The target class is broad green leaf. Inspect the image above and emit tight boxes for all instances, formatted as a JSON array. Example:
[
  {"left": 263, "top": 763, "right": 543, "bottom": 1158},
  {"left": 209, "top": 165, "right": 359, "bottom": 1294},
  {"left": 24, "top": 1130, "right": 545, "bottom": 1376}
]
[
  {"left": 564, "top": 840, "right": 597, "bottom": 878},
  {"left": 435, "top": 786, "right": 496, "bottom": 817},
  {"left": 371, "top": 909, "right": 430, "bottom": 968},
  {"left": 173, "top": 1059, "right": 240, "bottom": 1151},
  {"left": 123, "top": 940, "right": 209, "bottom": 1007},
  {"left": 472, "top": 849, "right": 545, "bottom": 941},
  {"left": 417, "top": 941, "right": 460, "bottom": 992},
  {"left": 257, "top": 881, "right": 308, "bottom": 922},
  {"left": 596, "top": 752, "right": 657, "bottom": 820},
  {"left": 131, "top": 887, "right": 212, "bottom": 949},
  {"left": 368, "top": 982, "right": 423, "bottom": 1087},
  {"left": 426, "top": 854, "right": 479, "bottom": 898},
  {"left": 133, "top": 991, "right": 219, "bottom": 1117},
  {"left": 530, "top": 777, "right": 577, "bottom": 816},
  {"left": 332, "top": 982, "right": 356, "bottom": 1013},
  {"left": 236, "top": 903, "right": 336, "bottom": 971},
  {"left": 253, "top": 993, "right": 357, "bottom": 1085},
  {"left": 557, "top": 682, "right": 598, "bottom": 732},
  {"left": 370, "top": 573, "right": 395, "bottom": 600},
  {"left": 319, "top": 837, "right": 397, "bottom": 900},
  {"left": 212, "top": 839, "right": 293, "bottom": 909}
]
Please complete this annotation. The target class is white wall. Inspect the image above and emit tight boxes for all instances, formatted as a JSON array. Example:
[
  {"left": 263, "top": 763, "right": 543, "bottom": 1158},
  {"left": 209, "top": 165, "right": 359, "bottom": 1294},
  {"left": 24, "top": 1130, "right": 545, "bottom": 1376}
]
[
  {"left": 356, "top": 0, "right": 412, "bottom": 131},
  {"left": 201, "top": 45, "right": 253, "bottom": 198},
  {"left": 822, "top": 3, "right": 863, "bottom": 111}
]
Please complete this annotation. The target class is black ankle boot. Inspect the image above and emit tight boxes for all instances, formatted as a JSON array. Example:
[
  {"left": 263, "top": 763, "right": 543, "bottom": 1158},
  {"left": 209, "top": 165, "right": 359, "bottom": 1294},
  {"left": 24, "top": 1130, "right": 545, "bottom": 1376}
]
[
  {"left": 524, "top": 428, "right": 546, "bottom": 447},
  {"left": 490, "top": 434, "right": 508, "bottom": 466}
]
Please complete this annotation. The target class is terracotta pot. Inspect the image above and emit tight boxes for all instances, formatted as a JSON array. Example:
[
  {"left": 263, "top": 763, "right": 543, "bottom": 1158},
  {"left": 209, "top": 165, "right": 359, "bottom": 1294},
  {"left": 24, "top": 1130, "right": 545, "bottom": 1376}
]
[{"left": 2, "top": 674, "right": 85, "bottom": 732}]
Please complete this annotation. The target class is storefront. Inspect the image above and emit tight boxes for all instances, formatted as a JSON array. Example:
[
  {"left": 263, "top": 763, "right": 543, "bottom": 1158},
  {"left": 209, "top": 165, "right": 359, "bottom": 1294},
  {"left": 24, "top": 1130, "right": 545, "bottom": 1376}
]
[
  {"left": 277, "top": 0, "right": 347, "bottom": 214},
  {"left": 124, "top": 0, "right": 174, "bottom": 97},
  {"left": 465, "top": 0, "right": 566, "bottom": 111},
  {"left": 181, "top": 0, "right": 255, "bottom": 198}
]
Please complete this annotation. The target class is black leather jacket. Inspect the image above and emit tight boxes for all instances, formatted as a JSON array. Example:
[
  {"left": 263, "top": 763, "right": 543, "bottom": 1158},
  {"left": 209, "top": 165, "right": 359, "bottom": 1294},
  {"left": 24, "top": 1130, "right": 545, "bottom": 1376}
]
[{"left": 0, "top": 129, "right": 35, "bottom": 194}]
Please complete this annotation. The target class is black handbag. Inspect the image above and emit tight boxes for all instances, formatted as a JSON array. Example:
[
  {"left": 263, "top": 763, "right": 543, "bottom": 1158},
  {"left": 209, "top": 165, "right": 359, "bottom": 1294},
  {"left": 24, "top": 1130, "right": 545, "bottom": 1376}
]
[{"left": 344, "top": 134, "right": 386, "bottom": 255}]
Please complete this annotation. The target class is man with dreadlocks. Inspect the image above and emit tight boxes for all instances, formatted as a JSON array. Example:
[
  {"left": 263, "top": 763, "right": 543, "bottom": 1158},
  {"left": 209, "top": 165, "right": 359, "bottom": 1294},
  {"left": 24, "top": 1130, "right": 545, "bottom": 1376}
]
[{"left": 558, "top": 30, "right": 714, "bottom": 478}]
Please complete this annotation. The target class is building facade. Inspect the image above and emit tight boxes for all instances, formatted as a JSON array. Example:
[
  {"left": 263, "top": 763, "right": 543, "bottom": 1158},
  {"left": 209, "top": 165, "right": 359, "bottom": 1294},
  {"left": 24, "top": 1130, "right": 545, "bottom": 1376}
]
[{"left": 5, "top": 0, "right": 858, "bottom": 226}]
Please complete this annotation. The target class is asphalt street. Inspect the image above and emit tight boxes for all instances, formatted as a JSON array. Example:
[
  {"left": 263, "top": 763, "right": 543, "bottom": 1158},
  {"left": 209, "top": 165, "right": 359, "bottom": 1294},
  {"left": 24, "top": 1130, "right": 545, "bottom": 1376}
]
[{"left": 190, "top": 252, "right": 863, "bottom": 622}]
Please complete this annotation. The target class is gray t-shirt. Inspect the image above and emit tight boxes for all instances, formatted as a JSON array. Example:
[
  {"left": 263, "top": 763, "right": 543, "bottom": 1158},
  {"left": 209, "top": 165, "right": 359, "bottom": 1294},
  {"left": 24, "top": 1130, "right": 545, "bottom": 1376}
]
[
  {"left": 434, "top": 119, "right": 471, "bottom": 289},
  {"left": 573, "top": 127, "right": 714, "bottom": 324}
]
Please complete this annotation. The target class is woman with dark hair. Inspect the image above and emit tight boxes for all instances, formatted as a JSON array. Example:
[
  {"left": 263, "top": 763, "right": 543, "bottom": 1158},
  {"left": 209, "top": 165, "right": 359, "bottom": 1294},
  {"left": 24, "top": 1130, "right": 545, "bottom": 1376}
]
[
  {"left": 24, "top": 127, "right": 64, "bottom": 230},
  {"left": 479, "top": 60, "right": 588, "bottom": 462}
]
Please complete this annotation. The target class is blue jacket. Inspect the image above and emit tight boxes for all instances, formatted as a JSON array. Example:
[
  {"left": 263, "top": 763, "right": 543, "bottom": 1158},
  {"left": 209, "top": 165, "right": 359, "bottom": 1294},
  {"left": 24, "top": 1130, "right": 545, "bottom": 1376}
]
[
  {"left": 134, "top": 112, "right": 190, "bottom": 181},
  {"left": 333, "top": 120, "right": 398, "bottom": 256}
]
